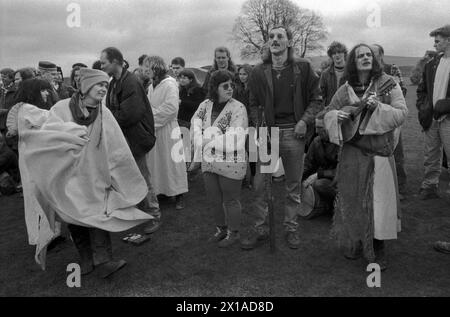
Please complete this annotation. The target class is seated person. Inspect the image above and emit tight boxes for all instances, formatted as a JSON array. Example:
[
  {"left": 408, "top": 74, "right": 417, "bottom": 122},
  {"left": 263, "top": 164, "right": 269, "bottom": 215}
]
[{"left": 301, "top": 124, "right": 339, "bottom": 215}]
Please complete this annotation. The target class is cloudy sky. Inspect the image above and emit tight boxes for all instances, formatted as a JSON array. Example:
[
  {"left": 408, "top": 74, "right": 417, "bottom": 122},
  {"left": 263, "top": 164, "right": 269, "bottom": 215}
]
[{"left": 0, "top": 0, "right": 449, "bottom": 75}]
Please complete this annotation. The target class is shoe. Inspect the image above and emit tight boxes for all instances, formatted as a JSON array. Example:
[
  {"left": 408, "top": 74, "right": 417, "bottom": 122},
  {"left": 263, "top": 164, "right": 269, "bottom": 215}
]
[
  {"left": 208, "top": 226, "right": 228, "bottom": 243},
  {"left": 143, "top": 219, "right": 161, "bottom": 234},
  {"left": 433, "top": 241, "right": 450, "bottom": 254},
  {"left": 218, "top": 230, "right": 240, "bottom": 248},
  {"left": 419, "top": 187, "right": 439, "bottom": 200},
  {"left": 175, "top": 195, "right": 185, "bottom": 210},
  {"left": 96, "top": 260, "right": 127, "bottom": 279},
  {"left": 285, "top": 231, "right": 300, "bottom": 249},
  {"left": 373, "top": 249, "right": 388, "bottom": 271},
  {"left": 240, "top": 228, "right": 269, "bottom": 250}
]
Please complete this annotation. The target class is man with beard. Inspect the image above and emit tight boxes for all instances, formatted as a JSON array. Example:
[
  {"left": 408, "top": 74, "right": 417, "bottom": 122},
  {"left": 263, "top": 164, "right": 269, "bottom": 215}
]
[{"left": 242, "top": 25, "right": 322, "bottom": 250}]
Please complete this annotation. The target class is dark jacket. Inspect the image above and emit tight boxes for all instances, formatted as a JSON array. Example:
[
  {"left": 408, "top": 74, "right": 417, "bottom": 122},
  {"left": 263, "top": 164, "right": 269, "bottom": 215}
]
[
  {"left": 319, "top": 66, "right": 345, "bottom": 108},
  {"left": 248, "top": 58, "right": 323, "bottom": 128},
  {"left": 416, "top": 53, "right": 450, "bottom": 131},
  {"left": 0, "top": 85, "right": 17, "bottom": 131},
  {"left": 178, "top": 86, "right": 205, "bottom": 126},
  {"left": 56, "top": 83, "right": 76, "bottom": 100},
  {"left": 302, "top": 135, "right": 339, "bottom": 181},
  {"left": 106, "top": 69, "right": 156, "bottom": 158}
]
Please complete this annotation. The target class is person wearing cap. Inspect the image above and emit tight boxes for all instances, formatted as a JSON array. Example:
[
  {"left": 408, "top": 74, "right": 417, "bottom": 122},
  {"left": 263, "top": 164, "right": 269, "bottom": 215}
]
[
  {"left": 9, "top": 68, "right": 152, "bottom": 277},
  {"left": 100, "top": 47, "right": 159, "bottom": 234},
  {"left": 417, "top": 25, "right": 450, "bottom": 201},
  {"left": 37, "top": 61, "right": 60, "bottom": 107}
]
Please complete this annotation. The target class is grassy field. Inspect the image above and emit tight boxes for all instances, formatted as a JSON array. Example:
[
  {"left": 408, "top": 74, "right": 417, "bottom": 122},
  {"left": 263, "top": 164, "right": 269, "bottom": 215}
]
[{"left": 1, "top": 81, "right": 449, "bottom": 297}]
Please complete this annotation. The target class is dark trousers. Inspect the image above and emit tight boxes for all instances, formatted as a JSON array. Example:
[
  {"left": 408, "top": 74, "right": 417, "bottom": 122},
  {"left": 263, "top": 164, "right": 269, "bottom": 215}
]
[
  {"left": 67, "top": 224, "right": 112, "bottom": 266},
  {"left": 394, "top": 133, "right": 407, "bottom": 193},
  {"left": 312, "top": 178, "right": 336, "bottom": 208}
]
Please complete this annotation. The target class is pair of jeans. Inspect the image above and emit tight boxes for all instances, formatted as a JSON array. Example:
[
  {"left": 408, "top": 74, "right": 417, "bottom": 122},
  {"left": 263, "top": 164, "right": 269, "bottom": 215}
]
[
  {"left": 422, "top": 117, "right": 450, "bottom": 189},
  {"left": 67, "top": 224, "right": 112, "bottom": 266},
  {"left": 393, "top": 132, "right": 407, "bottom": 193},
  {"left": 203, "top": 172, "right": 243, "bottom": 232},
  {"left": 135, "top": 155, "right": 161, "bottom": 219},
  {"left": 253, "top": 128, "right": 305, "bottom": 232}
]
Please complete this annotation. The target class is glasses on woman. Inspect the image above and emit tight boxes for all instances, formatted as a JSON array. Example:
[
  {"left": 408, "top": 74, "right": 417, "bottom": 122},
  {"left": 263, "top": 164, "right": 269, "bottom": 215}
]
[{"left": 220, "top": 82, "right": 235, "bottom": 91}]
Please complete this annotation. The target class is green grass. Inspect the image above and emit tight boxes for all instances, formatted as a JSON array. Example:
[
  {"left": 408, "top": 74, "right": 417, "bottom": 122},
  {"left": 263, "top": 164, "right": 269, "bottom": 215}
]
[{"left": 1, "top": 84, "right": 449, "bottom": 296}]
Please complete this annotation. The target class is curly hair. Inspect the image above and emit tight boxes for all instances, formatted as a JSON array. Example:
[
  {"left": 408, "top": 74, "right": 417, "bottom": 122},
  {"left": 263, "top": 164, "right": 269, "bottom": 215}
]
[
  {"left": 327, "top": 41, "right": 348, "bottom": 58},
  {"left": 344, "top": 44, "right": 383, "bottom": 87},
  {"left": 144, "top": 55, "right": 169, "bottom": 83},
  {"left": 208, "top": 70, "right": 234, "bottom": 104}
]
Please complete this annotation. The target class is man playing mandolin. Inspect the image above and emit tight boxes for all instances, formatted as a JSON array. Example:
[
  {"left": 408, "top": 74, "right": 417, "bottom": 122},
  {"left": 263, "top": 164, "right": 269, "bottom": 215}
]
[{"left": 317, "top": 44, "right": 408, "bottom": 271}]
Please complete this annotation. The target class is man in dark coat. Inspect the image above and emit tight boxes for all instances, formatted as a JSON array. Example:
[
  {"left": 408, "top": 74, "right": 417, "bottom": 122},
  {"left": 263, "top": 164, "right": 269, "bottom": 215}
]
[
  {"left": 100, "top": 47, "right": 160, "bottom": 234},
  {"left": 241, "top": 25, "right": 323, "bottom": 250}
]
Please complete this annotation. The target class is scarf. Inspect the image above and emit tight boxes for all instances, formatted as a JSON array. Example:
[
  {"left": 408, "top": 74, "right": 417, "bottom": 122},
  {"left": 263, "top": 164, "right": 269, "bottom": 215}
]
[{"left": 69, "top": 92, "right": 100, "bottom": 126}]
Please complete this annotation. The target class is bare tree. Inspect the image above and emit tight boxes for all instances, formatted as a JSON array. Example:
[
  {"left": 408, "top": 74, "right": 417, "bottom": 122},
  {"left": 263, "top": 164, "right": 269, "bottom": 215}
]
[{"left": 232, "top": 0, "right": 328, "bottom": 60}]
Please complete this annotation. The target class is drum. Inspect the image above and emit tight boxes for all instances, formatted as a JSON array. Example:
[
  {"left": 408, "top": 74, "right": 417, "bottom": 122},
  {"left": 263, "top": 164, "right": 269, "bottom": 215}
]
[{"left": 298, "top": 184, "right": 331, "bottom": 220}]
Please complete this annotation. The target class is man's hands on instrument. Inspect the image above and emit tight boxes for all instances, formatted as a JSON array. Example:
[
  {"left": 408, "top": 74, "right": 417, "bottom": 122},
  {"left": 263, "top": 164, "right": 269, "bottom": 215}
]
[{"left": 294, "top": 120, "right": 307, "bottom": 140}]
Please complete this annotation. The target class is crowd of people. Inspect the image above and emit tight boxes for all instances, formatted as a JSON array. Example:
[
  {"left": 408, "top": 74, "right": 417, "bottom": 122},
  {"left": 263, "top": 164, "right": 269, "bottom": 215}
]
[{"left": 1, "top": 23, "right": 450, "bottom": 278}]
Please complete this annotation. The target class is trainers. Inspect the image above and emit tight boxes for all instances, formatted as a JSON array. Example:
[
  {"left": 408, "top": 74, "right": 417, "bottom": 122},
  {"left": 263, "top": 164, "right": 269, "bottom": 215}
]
[
  {"left": 175, "top": 195, "right": 185, "bottom": 210},
  {"left": 419, "top": 187, "right": 439, "bottom": 200},
  {"left": 285, "top": 231, "right": 300, "bottom": 249},
  {"left": 241, "top": 228, "right": 269, "bottom": 250},
  {"left": 433, "top": 241, "right": 450, "bottom": 254},
  {"left": 143, "top": 219, "right": 161, "bottom": 234},
  {"left": 218, "top": 230, "right": 240, "bottom": 248},
  {"left": 208, "top": 226, "right": 228, "bottom": 243}
]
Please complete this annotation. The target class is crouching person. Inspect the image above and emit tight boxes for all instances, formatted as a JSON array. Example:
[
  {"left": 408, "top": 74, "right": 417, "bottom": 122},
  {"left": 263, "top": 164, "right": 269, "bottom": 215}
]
[
  {"left": 190, "top": 70, "right": 248, "bottom": 248},
  {"left": 299, "top": 122, "right": 339, "bottom": 219},
  {"left": 9, "top": 69, "right": 152, "bottom": 278}
]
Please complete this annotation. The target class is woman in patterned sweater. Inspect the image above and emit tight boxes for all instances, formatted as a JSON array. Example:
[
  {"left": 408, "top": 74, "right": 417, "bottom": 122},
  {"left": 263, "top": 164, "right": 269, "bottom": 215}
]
[{"left": 190, "top": 70, "right": 248, "bottom": 248}]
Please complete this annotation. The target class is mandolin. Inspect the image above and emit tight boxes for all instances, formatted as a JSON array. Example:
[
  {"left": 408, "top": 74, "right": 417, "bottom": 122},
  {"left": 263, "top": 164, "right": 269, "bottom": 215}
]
[{"left": 341, "top": 77, "right": 397, "bottom": 143}]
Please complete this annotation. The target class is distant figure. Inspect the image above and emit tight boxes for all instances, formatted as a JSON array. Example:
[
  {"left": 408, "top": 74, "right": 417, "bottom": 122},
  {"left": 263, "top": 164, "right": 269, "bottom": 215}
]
[
  {"left": 0, "top": 68, "right": 17, "bottom": 133},
  {"left": 14, "top": 68, "right": 36, "bottom": 88},
  {"left": 177, "top": 69, "right": 205, "bottom": 129},
  {"left": 202, "top": 47, "right": 237, "bottom": 96},
  {"left": 170, "top": 57, "right": 185, "bottom": 82},
  {"left": 320, "top": 41, "right": 348, "bottom": 108},
  {"left": 37, "top": 61, "right": 60, "bottom": 107},
  {"left": 55, "top": 66, "right": 76, "bottom": 99},
  {"left": 70, "top": 63, "right": 88, "bottom": 91}
]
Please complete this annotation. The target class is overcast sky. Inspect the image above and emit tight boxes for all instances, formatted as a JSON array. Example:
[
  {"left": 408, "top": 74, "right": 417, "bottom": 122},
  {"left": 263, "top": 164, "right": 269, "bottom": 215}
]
[{"left": 0, "top": 0, "right": 449, "bottom": 75}]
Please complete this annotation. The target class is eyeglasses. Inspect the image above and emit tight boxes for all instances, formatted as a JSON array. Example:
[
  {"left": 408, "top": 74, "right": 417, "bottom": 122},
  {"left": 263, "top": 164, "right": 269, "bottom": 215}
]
[{"left": 220, "top": 83, "right": 235, "bottom": 90}]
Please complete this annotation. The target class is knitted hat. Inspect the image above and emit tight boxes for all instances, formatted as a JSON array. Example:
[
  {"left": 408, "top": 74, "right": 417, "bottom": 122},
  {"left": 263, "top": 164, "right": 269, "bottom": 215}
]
[
  {"left": 79, "top": 68, "right": 109, "bottom": 95},
  {"left": 38, "top": 61, "right": 57, "bottom": 72}
]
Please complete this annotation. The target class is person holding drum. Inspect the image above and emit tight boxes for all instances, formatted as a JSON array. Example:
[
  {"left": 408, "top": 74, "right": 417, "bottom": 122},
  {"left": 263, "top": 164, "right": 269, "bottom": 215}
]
[{"left": 299, "top": 122, "right": 339, "bottom": 220}]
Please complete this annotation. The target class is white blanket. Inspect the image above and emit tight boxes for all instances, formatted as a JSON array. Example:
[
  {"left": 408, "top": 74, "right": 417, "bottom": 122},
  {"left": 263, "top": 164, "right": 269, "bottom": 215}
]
[{"left": 16, "top": 101, "right": 152, "bottom": 269}]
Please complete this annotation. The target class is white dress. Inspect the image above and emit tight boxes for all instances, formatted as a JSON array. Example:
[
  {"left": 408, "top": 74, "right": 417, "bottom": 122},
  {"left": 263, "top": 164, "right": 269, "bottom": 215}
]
[{"left": 146, "top": 77, "right": 188, "bottom": 196}]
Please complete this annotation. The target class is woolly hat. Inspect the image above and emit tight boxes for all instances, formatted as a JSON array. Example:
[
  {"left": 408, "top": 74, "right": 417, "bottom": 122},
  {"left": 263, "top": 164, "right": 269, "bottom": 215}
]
[
  {"left": 79, "top": 68, "right": 109, "bottom": 95},
  {"left": 38, "top": 61, "right": 57, "bottom": 72}
]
